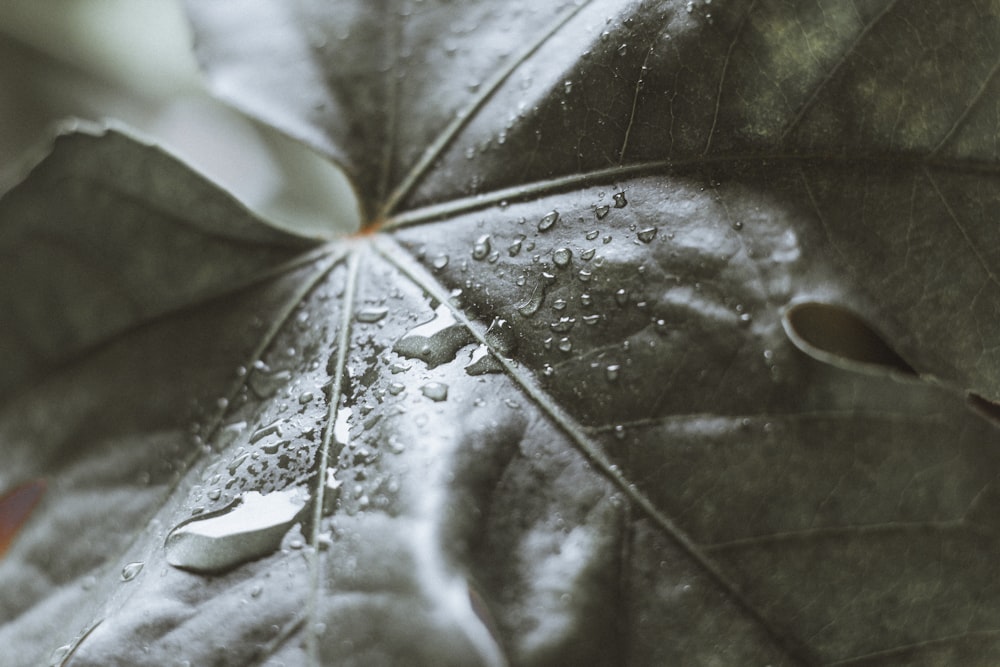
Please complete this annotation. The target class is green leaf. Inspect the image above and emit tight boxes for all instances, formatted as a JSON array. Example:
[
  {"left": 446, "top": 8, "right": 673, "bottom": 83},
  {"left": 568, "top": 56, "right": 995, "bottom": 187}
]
[{"left": 3, "top": 1, "right": 1000, "bottom": 665}]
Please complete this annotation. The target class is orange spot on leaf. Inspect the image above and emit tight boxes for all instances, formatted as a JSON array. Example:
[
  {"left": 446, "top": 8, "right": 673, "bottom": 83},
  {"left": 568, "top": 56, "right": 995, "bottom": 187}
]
[{"left": 0, "top": 479, "right": 46, "bottom": 557}]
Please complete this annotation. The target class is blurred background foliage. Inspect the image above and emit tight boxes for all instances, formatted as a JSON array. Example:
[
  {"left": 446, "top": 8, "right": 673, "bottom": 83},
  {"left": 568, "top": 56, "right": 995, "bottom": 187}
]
[{"left": 0, "top": 0, "right": 359, "bottom": 237}]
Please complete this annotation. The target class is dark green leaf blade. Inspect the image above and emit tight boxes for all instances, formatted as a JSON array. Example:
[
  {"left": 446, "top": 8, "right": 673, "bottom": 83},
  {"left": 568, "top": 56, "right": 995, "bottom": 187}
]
[{"left": 0, "top": 125, "right": 317, "bottom": 402}]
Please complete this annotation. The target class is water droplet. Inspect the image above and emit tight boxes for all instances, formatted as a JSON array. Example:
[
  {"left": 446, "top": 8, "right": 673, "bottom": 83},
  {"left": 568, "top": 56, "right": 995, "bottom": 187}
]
[
  {"left": 550, "top": 317, "right": 576, "bottom": 333},
  {"left": 465, "top": 345, "right": 504, "bottom": 375},
  {"left": 432, "top": 254, "right": 450, "bottom": 271},
  {"left": 50, "top": 644, "right": 72, "bottom": 666},
  {"left": 420, "top": 382, "right": 449, "bottom": 402},
  {"left": 586, "top": 229, "right": 601, "bottom": 240},
  {"left": 207, "top": 488, "right": 222, "bottom": 501},
  {"left": 578, "top": 269, "right": 593, "bottom": 282},
  {"left": 595, "top": 205, "right": 610, "bottom": 220},
  {"left": 563, "top": 80, "right": 574, "bottom": 94},
  {"left": 732, "top": 220, "right": 743, "bottom": 231},
  {"left": 613, "top": 192, "right": 628, "bottom": 208},
  {"left": 637, "top": 227, "right": 658, "bottom": 243},
  {"left": 394, "top": 304, "right": 475, "bottom": 367},
  {"left": 739, "top": 312, "right": 753, "bottom": 326},
  {"left": 603, "top": 235, "right": 613, "bottom": 244},
  {"left": 121, "top": 561, "right": 144, "bottom": 581},
  {"left": 582, "top": 314, "right": 601, "bottom": 325},
  {"left": 334, "top": 406, "right": 352, "bottom": 446},
  {"left": 249, "top": 368, "right": 292, "bottom": 399},
  {"left": 387, "top": 381, "right": 405, "bottom": 396},
  {"left": 471, "top": 234, "right": 491, "bottom": 260},
  {"left": 299, "top": 391, "right": 314, "bottom": 405},
  {"left": 552, "top": 247, "right": 572, "bottom": 267},
  {"left": 552, "top": 298, "right": 567, "bottom": 310},
  {"left": 251, "top": 584, "right": 263, "bottom": 598},
  {"left": 165, "top": 488, "right": 309, "bottom": 574},
  {"left": 538, "top": 211, "right": 559, "bottom": 232},
  {"left": 605, "top": 364, "right": 621, "bottom": 381},
  {"left": 250, "top": 419, "right": 283, "bottom": 444},
  {"left": 615, "top": 288, "right": 629, "bottom": 306},
  {"left": 617, "top": 43, "right": 628, "bottom": 56},
  {"left": 356, "top": 306, "right": 389, "bottom": 323},
  {"left": 508, "top": 235, "right": 525, "bottom": 257},
  {"left": 516, "top": 278, "right": 550, "bottom": 317},
  {"left": 558, "top": 337, "right": 573, "bottom": 352},
  {"left": 580, "top": 293, "right": 593, "bottom": 306},
  {"left": 542, "top": 364, "right": 555, "bottom": 377}
]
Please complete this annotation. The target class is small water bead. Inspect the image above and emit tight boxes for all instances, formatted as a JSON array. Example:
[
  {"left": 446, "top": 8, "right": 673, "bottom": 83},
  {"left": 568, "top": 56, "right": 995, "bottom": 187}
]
[
  {"left": 387, "top": 382, "right": 405, "bottom": 395},
  {"left": 605, "top": 364, "right": 621, "bottom": 381},
  {"left": 550, "top": 317, "right": 576, "bottom": 333},
  {"left": 552, "top": 247, "right": 573, "bottom": 267},
  {"left": 558, "top": 337, "right": 573, "bottom": 352},
  {"left": 121, "top": 562, "right": 144, "bottom": 581},
  {"left": 471, "top": 234, "right": 491, "bottom": 260},
  {"left": 732, "top": 220, "right": 743, "bottom": 231},
  {"left": 299, "top": 391, "right": 314, "bottom": 404},
  {"left": 613, "top": 192, "right": 628, "bottom": 208},
  {"left": 538, "top": 211, "right": 559, "bottom": 232},
  {"left": 582, "top": 314, "right": 601, "bottom": 325},
  {"left": 637, "top": 227, "right": 658, "bottom": 243},
  {"left": 617, "top": 43, "right": 628, "bottom": 56},
  {"left": 207, "top": 488, "right": 222, "bottom": 501},
  {"left": 615, "top": 288, "right": 629, "bottom": 306},
  {"left": 586, "top": 229, "right": 601, "bottom": 241},
  {"left": 578, "top": 270, "right": 593, "bottom": 282},
  {"left": 355, "top": 306, "right": 389, "bottom": 323},
  {"left": 542, "top": 364, "right": 555, "bottom": 377},
  {"left": 552, "top": 298, "right": 567, "bottom": 311},
  {"left": 580, "top": 248, "right": 596, "bottom": 261},
  {"left": 580, "top": 293, "right": 593, "bottom": 306},
  {"left": 508, "top": 236, "right": 525, "bottom": 256},
  {"left": 432, "top": 254, "right": 450, "bottom": 270},
  {"left": 420, "top": 382, "right": 449, "bottom": 402},
  {"left": 595, "top": 205, "right": 610, "bottom": 220}
]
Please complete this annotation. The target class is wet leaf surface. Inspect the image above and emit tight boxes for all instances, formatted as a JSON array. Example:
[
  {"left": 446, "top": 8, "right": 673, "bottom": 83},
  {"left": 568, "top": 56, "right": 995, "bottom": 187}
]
[{"left": 3, "top": 1, "right": 1000, "bottom": 665}]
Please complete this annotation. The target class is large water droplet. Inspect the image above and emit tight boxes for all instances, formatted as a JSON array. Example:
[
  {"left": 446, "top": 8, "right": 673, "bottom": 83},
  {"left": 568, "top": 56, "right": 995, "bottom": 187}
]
[
  {"left": 508, "top": 235, "right": 525, "bottom": 257},
  {"left": 249, "top": 367, "right": 292, "bottom": 399},
  {"left": 420, "top": 382, "right": 449, "bottom": 402},
  {"left": 552, "top": 247, "right": 572, "bottom": 267},
  {"left": 394, "top": 304, "right": 475, "bottom": 367},
  {"left": 465, "top": 345, "right": 504, "bottom": 375},
  {"left": 637, "top": 227, "right": 658, "bottom": 243},
  {"left": 334, "top": 406, "right": 352, "bottom": 446},
  {"left": 121, "top": 561, "right": 144, "bottom": 581},
  {"left": 165, "top": 488, "right": 309, "bottom": 574},
  {"left": 356, "top": 306, "right": 389, "bottom": 323},
  {"left": 516, "top": 279, "right": 549, "bottom": 317},
  {"left": 538, "top": 211, "right": 559, "bottom": 232},
  {"left": 613, "top": 192, "right": 628, "bottom": 208},
  {"left": 250, "top": 419, "right": 283, "bottom": 444},
  {"left": 432, "top": 254, "right": 450, "bottom": 271},
  {"left": 550, "top": 317, "right": 576, "bottom": 333},
  {"left": 471, "top": 234, "right": 492, "bottom": 260}
]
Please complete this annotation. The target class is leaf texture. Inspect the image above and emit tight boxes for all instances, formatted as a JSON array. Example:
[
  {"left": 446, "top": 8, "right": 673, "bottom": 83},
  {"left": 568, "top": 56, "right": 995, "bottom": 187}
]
[{"left": 2, "top": 1, "right": 1000, "bottom": 666}]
